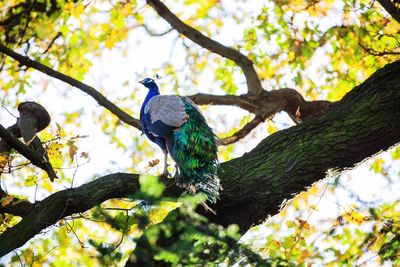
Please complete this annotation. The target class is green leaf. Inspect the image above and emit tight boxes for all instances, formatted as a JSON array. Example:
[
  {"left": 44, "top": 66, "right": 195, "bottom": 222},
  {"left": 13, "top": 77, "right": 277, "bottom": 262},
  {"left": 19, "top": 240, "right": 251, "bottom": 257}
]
[{"left": 139, "top": 175, "right": 165, "bottom": 198}]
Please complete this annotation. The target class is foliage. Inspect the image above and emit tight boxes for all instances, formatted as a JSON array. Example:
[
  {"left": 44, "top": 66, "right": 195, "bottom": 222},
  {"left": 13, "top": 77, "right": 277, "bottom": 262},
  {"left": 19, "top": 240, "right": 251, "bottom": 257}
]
[{"left": 0, "top": 0, "right": 399, "bottom": 266}]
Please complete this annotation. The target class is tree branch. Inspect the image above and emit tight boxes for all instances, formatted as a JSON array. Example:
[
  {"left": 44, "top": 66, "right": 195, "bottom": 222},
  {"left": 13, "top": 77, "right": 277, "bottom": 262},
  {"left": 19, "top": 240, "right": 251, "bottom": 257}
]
[
  {"left": 219, "top": 116, "right": 265, "bottom": 145},
  {"left": 359, "top": 42, "right": 400, "bottom": 56},
  {"left": 0, "top": 43, "right": 142, "bottom": 130},
  {"left": 0, "top": 198, "right": 33, "bottom": 217},
  {"left": 0, "top": 124, "right": 57, "bottom": 180},
  {"left": 146, "top": 0, "right": 263, "bottom": 96},
  {"left": 0, "top": 173, "right": 138, "bottom": 256},
  {"left": 0, "top": 60, "right": 399, "bottom": 256},
  {"left": 188, "top": 93, "right": 258, "bottom": 111},
  {"left": 377, "top": 0, "right": 400, "bottom": 24}
]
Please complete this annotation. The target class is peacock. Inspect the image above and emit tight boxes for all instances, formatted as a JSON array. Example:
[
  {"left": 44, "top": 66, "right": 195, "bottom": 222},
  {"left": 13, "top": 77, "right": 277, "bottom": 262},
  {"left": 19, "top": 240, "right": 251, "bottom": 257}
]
[{"left": 139, "top": 77, "right": 221, "bottom": 203}]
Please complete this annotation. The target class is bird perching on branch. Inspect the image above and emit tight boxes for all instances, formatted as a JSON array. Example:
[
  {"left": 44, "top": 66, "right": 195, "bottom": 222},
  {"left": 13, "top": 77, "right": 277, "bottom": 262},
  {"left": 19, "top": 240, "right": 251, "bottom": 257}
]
[{"left": 139, "top": 77, "right": 221, "bottom": 203}]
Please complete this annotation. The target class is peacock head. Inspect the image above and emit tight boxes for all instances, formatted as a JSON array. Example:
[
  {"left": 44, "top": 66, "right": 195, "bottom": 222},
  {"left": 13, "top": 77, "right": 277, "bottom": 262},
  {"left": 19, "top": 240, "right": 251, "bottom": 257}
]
[{"left": 139, "top": 77, "right": 158, "bottom": 91}]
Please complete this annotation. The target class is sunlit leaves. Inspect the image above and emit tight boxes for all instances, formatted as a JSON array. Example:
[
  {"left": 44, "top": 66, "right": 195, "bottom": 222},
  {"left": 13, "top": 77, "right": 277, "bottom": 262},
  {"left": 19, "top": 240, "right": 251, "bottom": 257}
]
[
  {"left": 64, "top": 1, "right": 86, "bottom": 19},
  {"left": 1, "top": 0, "right": 399, "bottom": 265},
  {"left": 24, "top": 174, "right": 38, "bottom": 187},
  {"left": 139, "top": 175, "right": 165, "bottom": 198},
  {"left": 343, "top": 207, "right": 365, "bottom": 226},
  {"left": 215, "top": 59, "right": 239, "bottom": 94}
]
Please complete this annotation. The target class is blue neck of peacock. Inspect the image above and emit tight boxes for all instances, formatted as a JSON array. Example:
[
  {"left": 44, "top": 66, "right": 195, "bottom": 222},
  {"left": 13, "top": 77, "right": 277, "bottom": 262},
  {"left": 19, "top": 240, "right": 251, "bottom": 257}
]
[{"left": 140, "top": 84, "right": 159, "bottom": 115}]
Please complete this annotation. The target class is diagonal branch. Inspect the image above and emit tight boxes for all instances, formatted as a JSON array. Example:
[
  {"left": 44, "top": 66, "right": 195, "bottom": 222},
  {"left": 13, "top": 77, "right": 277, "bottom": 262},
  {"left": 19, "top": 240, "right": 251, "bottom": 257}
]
[
  {"left": 0, "top": 124, "right": 57, "bottom": 180},
  {"left": 0, "top": 43, "right": 142, "bottom": 130},
  {"left": 147, "top": 0, "right": 263, "bottom": 96},
  {"left": 0, "top": 173, "right": 138, "bottom": 256},
  {"left": 219, "top": 116, "right": 265, "bottom": 145},
  {"left": 0, "top": 173, "right": 181, "bottom": 257},
  {"left": 377, "top": 0, "right": 400, "bottom": 24}
]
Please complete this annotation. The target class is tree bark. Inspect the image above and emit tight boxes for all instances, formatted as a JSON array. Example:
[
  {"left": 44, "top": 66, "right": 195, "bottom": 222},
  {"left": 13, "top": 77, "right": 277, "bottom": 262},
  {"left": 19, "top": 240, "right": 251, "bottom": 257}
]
[
  {"left": 0, "top": 60, "right": 399, "bottom": 256},
  {"left": 204, "top": 60, "right": 400, "bottom": 230}
]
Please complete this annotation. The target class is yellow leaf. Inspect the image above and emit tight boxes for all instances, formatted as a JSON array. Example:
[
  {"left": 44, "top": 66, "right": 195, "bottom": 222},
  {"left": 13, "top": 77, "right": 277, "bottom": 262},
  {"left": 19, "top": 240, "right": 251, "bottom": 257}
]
[
  {"left": 288, "top": 51, "right": 295, "bottom": 61},
  {"left": 343, "top": 209, "right": 364, "bottom": 225},
  {"left": 0, "top": 155, "right": 7, "bottom": 165},
  {"left": 371, "top": 158, "right": 384, "bottom": 173},
  {"left": 267, "top": 120, "right": 278, "bottom": 134},
  {"left": 1, "top": 195, "right": 14, "bottom": 207},
  {"left": 308, "top": 185, "right": 318, "bottom": 195},
  {"left": 24, "top": 175, "right": 37, "bottom": 187},
  {"left": 42, "top": 179, "right": 53, "bottom": 192},
  {"left": 69, "top": 144, "right": 78, "bottom": 161}
]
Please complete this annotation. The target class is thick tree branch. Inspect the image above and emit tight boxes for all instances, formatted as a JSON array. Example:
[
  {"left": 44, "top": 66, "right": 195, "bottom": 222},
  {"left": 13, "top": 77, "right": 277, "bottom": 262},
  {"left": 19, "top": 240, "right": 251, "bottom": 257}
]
[
  {"left": 146, "top": 0, "right": 263, "bottom": 96},
  {"left": 377, "top": 0, "right": 400, "bottom": 24},
  {"left": 0, "top": 60, "right": 399, "bottom": 256},
  {"left": 0, "top": 101, "right": 56, "bottom": 180},
  {"left": 205, "top": 60, "right": 400, "bottom": 230},
  {"left": 0, "top": 173, "right": 138, "bottom": 256},
  {"left": 0, "top": 43, "right": 142, "bottom": 130},
  {"left": 0, "top": 124, "right": 57, "bottom": 180},
  {"left": 0, "top": 198, "right": 33, "bottom": 217}
]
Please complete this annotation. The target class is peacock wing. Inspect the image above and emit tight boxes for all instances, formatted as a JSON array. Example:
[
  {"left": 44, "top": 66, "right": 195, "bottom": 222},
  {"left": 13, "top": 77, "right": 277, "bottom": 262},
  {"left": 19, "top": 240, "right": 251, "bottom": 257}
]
[{"left": 144, "top": 95, "right": 188, "bottom": 137}]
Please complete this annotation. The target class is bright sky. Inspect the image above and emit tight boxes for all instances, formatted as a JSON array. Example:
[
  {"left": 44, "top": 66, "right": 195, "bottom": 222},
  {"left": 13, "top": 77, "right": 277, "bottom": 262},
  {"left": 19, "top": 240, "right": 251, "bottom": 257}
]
[{"left": 0, "top": 0, "right": 399, "bottom": 264}]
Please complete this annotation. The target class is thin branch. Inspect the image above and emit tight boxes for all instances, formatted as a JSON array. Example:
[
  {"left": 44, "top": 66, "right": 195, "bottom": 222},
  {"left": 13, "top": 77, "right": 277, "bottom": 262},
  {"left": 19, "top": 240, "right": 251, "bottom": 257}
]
[
  {"left": 359, "top": 42, "right": 400, "bottom": 56},
  {"left": 41, "top": 32, "right": 62, "bottom": 54},
  {"left": 0, "top": 43, "right": 141, "bottom": 130},
  {"left": 142, "top": 24, "right": 174, "bottom": 36},
  {"left": 13, "top": 251, "right": 24, "bottom": 267},
  {"left": 377, "top": 0, "right": 400, "bottom": 24},
  {"left": 219, "top": 116, "right": 265, "bottom": 145},
  {"left": 65, "top": 220, "right": 85, "bottom": 248},
  {"left": 146, "top": 0, "right": 263, "bottom": 96}
]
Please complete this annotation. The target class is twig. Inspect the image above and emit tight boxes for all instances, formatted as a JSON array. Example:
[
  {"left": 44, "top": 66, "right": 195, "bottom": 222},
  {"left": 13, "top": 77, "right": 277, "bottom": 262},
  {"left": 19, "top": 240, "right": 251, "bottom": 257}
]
[
  {"left": 359, "top": 42, "right": 400, "bottom": 56},
  {"left": 65, "top": 220, "right": 86, "bottom": 248},
  {"left": 14, "top": 251, "right": 24, "bottom": 267}
]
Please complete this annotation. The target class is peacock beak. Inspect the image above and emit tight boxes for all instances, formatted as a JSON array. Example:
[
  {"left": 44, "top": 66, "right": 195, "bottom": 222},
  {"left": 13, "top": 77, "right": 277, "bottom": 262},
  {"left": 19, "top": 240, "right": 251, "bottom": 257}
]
[{"left": 138, "top": 79, "right": 145, "bottom": 84}]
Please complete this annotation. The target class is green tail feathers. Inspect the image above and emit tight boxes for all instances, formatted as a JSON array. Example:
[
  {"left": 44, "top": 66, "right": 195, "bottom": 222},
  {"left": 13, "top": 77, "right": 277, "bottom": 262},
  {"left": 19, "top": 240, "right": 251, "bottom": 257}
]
[{"left": 171, "top": 98, "right": 221, "bottom": 203}]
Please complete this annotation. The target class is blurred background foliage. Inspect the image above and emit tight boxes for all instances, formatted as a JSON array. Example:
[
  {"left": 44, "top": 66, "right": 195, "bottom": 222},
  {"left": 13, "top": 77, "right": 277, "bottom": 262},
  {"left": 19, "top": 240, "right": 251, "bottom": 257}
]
[{"left": 0, "top": 0, "right": 399, "bottom": 265}]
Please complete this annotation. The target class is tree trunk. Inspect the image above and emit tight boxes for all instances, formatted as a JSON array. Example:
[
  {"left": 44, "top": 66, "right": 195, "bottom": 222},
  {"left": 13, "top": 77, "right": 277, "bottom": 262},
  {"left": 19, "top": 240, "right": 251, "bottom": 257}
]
[{"left": 205, "top": 60, "right": 400, "bottom": 231}]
